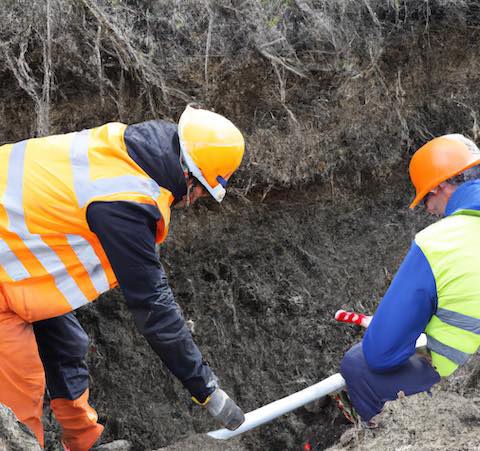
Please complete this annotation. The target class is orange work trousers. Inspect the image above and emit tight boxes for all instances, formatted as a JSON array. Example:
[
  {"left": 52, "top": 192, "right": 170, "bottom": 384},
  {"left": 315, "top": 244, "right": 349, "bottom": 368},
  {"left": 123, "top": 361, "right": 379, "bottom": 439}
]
[{"left": 0, "top": 297, "right": 103, "bottom": 450}]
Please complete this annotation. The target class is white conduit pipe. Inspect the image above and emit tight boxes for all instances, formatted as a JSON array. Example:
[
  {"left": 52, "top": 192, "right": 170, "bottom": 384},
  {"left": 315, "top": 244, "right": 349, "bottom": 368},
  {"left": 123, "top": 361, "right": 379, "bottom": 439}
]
[
  {"left": 208, "top": 373, "right": 346, "bottom": 440},
  {"left": 208, "top": 333, "right": 428, "bottom": 440}
]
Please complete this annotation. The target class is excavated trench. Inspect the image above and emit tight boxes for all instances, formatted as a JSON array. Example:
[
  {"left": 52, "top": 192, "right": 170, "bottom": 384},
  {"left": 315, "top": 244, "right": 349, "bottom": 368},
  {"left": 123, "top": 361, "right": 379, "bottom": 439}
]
[{"left": 39, "top": 180, "right": 430, "bottom": 451}]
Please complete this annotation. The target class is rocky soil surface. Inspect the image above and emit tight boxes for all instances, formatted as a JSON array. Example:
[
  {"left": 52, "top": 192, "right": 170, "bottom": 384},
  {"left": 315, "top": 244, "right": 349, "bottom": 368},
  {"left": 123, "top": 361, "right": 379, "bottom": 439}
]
[{"left": 327, "top": 387, "right": 480, "bottom": 451}]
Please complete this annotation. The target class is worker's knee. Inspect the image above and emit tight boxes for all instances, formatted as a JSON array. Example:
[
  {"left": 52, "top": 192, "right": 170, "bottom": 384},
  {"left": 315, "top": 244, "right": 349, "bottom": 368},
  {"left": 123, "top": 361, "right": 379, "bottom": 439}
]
[
  {"left": 340, "top": 342, "right": 365, "bottom": 380},
  {"left": 60, "top": 313, "right": 90, "bottom": 360},
  {"left": 72, "top": 323, "right": 89, "bottom": 360}
]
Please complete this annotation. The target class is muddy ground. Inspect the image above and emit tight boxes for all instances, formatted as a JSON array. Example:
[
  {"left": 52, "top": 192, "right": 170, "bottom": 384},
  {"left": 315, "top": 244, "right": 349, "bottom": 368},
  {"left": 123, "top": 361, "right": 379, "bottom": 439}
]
[
  {"left": 36, "top": 182, "right": 479, "bottom": 451},
  {"left": 40, "top": 181, "right": 434, "bottom": 450},
  {"left": 326, "top": 384, "right": 480, "bottom": 451}
]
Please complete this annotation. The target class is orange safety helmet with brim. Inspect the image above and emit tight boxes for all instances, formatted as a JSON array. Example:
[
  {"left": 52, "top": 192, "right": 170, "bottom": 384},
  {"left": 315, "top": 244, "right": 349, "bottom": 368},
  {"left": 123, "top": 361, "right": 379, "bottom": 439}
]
[
  {"left": 178, "top": 104, "right": 245, "bottom": 202},
  {"left": 409, "top": 134, "right": 480, "bottom": 208}
]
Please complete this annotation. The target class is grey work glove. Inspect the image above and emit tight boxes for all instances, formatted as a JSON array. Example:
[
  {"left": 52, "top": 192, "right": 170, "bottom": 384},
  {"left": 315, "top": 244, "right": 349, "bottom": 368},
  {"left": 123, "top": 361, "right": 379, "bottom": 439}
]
[{"left": 201, "top": 388, "right": 245, "bottom": 430}]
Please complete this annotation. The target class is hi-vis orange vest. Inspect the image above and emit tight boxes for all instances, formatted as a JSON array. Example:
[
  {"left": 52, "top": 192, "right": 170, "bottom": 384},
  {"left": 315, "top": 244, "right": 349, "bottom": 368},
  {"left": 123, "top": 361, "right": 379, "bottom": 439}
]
[{"left": 0, "top": 122, "right": 174, "bottom": 323}]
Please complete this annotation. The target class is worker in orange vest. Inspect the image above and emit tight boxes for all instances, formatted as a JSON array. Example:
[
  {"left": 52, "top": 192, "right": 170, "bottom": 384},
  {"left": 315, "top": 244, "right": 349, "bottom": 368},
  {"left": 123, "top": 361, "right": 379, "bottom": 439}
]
[{"left": 0, "top": 104, "right": 246, "bottom": 450}]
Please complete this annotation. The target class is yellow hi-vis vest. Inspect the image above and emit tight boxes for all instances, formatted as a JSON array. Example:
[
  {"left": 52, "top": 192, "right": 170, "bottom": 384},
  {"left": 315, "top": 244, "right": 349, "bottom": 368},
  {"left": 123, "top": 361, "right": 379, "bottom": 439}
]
[
  {"left": 416, "top": 210, "right": 480, "bottom": 377},
  {"left": 0, "top": 123, "right": 174, "bottom": 323}
]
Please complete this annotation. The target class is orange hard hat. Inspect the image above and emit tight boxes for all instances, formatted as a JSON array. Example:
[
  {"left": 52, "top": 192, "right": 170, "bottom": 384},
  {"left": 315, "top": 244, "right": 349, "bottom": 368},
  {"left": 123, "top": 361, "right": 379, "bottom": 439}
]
[
  {"left": 178, "top": 105, "right": 245, "bottom": 203},
  {"left": 409, "top": 134, "right": 480, "bottom": 208}
]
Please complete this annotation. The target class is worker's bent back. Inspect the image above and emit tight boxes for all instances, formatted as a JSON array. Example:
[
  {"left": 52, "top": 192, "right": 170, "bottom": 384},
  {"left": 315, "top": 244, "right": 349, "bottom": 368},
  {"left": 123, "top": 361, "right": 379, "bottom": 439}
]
[{"left": 0, "top": 123, "right": 173, "bottom": 322}]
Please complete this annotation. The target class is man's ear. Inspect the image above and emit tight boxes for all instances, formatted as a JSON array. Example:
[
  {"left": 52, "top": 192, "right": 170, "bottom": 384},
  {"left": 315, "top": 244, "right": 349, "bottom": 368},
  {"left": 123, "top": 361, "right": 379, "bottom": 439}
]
[{"left": 438, "top": 181, "right": 458, "bottom": 196}]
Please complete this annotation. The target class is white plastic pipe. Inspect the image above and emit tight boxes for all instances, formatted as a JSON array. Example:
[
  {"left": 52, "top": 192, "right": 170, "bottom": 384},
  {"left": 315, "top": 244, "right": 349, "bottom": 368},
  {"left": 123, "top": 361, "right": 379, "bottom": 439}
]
[
  {"left": 208, "top": 333, "right": 428, "bottom": 440},
  {"left": 207, "top": 373, "right": 346, "bottom": 440}
]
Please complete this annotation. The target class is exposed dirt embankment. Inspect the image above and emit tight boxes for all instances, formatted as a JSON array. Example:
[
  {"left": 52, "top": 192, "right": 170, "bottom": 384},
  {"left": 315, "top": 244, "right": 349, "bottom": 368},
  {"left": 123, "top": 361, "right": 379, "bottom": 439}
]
[
  {"left": 49, "top": 186, "right": 436, "bottom": 450},
  {"left": 39, "top": 189, "right": 480, "bottom": 449},
  {"left": 2, "top": 1, "right": 480, "bottom": 194},
  {"left": 1, "top": 1, "right": 480, "bottom": 450}
]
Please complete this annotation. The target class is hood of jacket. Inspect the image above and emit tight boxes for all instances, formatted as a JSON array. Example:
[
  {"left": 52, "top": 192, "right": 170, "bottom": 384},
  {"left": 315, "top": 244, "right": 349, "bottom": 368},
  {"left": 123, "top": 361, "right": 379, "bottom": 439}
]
[{"left": 124, "top": 120, "right": 187, "bottom": 204}]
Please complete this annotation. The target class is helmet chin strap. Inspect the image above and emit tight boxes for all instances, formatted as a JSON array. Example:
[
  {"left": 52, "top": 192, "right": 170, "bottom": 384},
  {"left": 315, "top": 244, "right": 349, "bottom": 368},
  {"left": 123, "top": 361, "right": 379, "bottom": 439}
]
[
  {"left": 185, "top": 178, "right": 192, "bottom": 207},
  {"left": 179, "top": 140, "right": 226, "bottom": 203},
  {"left": 179, "top": 154, "right": 192, "bottom": 207}
]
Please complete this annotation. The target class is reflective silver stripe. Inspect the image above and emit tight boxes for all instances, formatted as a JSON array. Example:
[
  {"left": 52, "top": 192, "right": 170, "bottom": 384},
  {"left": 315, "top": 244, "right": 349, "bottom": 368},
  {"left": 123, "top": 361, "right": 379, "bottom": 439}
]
[
  {"left": 70, "top": 130, "right": 161, "bottom": 208},
  {"left": 436, "top": 308, "right": 480, "bottom": 334},
  {"left": 66, "top": 234, "right": 109, "bottom": 294},
  {"left": 4, "top": 140, "right": 89, "bottom": 309},
  {"left": 3, "top": 141, "right": 28, "bottom": 233},
  {"left": 0, "top": 237, "right": 29, "bottom": 281},
  {"left": 0, "top": 140, "right": 31, "bottom": 280},
  {"left": 21, "top": 236, "right": 89, "bottom": 309},
  {"left": 426, "top": 335, "right": 471, "bottom": 366}
]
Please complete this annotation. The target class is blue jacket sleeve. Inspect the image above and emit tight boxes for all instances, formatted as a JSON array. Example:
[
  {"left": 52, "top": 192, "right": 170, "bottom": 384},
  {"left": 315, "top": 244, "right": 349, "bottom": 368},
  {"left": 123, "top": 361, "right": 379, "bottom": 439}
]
[
  {"left": 362, "top": 241, "right": 438, "bottom": 372},
  {"left": 86, "top": 201, "right": 216, "bottom": 401}
]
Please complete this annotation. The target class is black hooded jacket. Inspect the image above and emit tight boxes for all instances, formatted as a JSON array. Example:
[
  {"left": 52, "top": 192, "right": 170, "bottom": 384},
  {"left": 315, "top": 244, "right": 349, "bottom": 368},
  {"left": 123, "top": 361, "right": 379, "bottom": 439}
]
[{"left": 85, "top": 120, "right": 215, "bottom": 401}]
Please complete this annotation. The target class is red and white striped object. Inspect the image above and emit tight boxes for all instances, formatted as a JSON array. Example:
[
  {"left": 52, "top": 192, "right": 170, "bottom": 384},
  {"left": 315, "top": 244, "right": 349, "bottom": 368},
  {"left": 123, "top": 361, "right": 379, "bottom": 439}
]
[{"left": 334, "top": 310, "right": 371, "bottom": 328}]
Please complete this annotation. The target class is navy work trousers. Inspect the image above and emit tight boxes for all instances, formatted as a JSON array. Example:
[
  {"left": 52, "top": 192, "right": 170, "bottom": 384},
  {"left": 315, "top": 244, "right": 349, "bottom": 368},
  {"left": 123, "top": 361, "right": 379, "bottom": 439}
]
[
  {"left": 33, "top": 313, "right": 89, "bottom": 400},
  {"left": 340, "top": 342, "right": 441, "bottom": 422}
]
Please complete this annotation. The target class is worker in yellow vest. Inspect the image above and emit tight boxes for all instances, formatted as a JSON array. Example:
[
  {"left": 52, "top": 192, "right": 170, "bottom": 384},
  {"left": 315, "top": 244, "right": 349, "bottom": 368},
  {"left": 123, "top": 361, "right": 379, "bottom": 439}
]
[
  {"left": 337, "top": 134, "right": 480, "bottom": 425},
  {"left": 0, "top": 104, "right": 246, "bottom": 450}
]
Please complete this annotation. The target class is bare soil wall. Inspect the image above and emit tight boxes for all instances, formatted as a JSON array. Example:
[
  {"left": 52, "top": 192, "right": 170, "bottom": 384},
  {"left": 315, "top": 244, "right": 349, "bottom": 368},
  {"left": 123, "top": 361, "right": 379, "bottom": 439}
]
[{"left": 47, "top": 187, "right": 435, "bottom": 450}]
